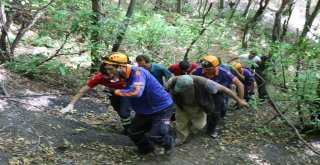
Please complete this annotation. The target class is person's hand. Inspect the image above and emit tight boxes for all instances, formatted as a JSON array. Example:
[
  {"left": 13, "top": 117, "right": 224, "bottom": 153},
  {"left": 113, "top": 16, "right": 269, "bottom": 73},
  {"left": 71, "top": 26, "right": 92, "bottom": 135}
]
[
  {"left": 60, "top": 104, "right": 74, "bottom": 114},
  {"left": 103, "top": 87, "right": 116, "bottom": 97},
  {"left": 237, "top": 100, "right": 249, "bottom": 109}
]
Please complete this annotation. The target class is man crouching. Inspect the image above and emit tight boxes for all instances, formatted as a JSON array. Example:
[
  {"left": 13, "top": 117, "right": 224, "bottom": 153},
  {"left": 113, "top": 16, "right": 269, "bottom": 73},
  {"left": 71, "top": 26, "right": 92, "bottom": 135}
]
[{"left": 165, "top": 75, "right": 249, "bottom": 145}]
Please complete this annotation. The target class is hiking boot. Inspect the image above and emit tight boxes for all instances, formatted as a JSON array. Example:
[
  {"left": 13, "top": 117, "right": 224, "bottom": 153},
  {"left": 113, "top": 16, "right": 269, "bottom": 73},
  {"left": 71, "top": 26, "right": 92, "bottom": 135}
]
[
  {"left": 207, "top": 130, "right": 218, "bottom": 138},
  {"left": 164, "top": 141, "right": 175, "bottom": 156}
]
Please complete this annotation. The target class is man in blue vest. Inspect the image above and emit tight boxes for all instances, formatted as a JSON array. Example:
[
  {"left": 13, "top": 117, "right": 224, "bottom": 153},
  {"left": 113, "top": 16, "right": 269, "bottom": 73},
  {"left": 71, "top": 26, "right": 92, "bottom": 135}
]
[
  {"left": 102, "top": 52, "right": 175, "bottom": 156},
  {"left": 191, "top": 55, "right": 244, "bottom": 137}
]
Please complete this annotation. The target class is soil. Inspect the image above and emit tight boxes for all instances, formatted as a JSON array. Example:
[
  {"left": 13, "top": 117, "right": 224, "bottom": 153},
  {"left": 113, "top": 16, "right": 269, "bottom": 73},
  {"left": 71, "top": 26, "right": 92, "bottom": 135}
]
[
  {"left": 0, "top": 65, "right": 319, "bottom": 165},
  {"left": 1, "top": 1, "right": 320, "bottom": 164}
]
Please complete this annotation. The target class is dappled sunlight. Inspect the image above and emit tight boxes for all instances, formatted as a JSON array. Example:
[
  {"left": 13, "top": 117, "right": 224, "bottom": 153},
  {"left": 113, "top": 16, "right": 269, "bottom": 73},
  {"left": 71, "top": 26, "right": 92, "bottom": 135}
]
[
  {"left": 305, "top": 141, "right": 320, "bottom": 156},
  {"left": 247, "top": 154, "right": 270, "bottom": 165},
  {"left": 2, "top": 89, "right": 56, "bottom": 112},
  {"left": 0, "top": 66, "right": 10, "bottom": 81},
  {"left": 0, "top": 100, "right": 8, "bottom": 111}
]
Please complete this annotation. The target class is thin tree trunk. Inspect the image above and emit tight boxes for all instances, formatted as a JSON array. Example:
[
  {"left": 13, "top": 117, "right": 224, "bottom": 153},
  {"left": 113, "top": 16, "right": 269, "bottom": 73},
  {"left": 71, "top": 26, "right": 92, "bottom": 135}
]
[
  {"left": 154, "top": 0, "right": 163, "bottom": 10},
  {"left": 201, "top": 0, "right": 209, "bottom": 17},
  {"left": 305, "top": 0, "right": 311, "bottom": 20},
  {"left": 272, "top": 0, "right": 290, "bottom": 42},
  {"left": 197, "top": 0, "right": 203, "bottom": 17},
  {"left": 280, "top": 1, "right": 295, "bottom": 41},
  {"left": 177, "top": 0, "right": 182, "bottom": 14},
  {"left": 242, "top": 0, "right": 270, "bottom": 49},
  {"left": 242, "top": 0, "right": 252, "bottom": 18},
  {"left": 90, "top": 0, "right": 104, "bottom": 74},
  {"left": 219, "top": 0, "right": 224, "bottom": 10},
  {"left": 11, "top": 0, "right": 56, "bottom": 53},
  {"left": 0, "top": 0, "right": 21, "bottom": 63},
  {"left": 184, "top": 3, "right": 214, "bottom": 60},
  {"left": 118, "top": 0, "right": 122, "bottom": 8},
  {"left": 295, "top": 50, "right": 303, "bottom": 127},
  {"left": 228, "top": 0, "right": 241, "bottom": 22},
  {"left": 299, "top": 0, "right": 320, "bottom": 40},
  {"left": 112, "top": 0, "right": 137, "bottom": 52}
]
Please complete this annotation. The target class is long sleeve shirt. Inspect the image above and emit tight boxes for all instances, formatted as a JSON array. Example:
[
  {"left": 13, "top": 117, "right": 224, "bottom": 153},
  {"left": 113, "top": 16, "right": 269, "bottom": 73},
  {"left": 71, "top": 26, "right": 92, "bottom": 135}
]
[{"left": 114, "top": 66, "right": 173, "bottom": 114}]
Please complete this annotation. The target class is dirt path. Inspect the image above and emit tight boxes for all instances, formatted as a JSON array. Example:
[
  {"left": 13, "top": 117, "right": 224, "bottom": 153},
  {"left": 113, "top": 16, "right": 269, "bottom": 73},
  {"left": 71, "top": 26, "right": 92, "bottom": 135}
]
[{"left": 0, "top": 67, "right": 319, "bottom": 165}]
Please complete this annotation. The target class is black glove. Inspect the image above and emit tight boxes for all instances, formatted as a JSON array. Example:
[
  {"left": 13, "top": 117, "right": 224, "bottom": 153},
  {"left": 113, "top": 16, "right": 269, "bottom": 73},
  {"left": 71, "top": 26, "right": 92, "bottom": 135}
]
[{"left": 103, "top": 87, "right": 116, "bottom": 96}]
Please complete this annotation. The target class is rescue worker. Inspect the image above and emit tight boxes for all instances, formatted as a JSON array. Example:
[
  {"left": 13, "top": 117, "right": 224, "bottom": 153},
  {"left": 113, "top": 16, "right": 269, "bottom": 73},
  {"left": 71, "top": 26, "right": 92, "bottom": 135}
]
[
  {"left": 135, "top": 55, "right": 173, "bottom": 85},
  {"left": 168, "top": 60, "right": 199, "bottom": 76},
  {"left": 218, "top": 57, "right": 245, "bottom": 81},
  {"left": 228, "top": 50, "right": 261, "bottom": 70},
  {"left": 165, "top": 75, "right": 249, "bottom": 144},
  {"left": 191, "top": 55, "right": 244, "bottom": 137},
  {"left": 102, "top": 52, "right": 175, "bottom": 156},
  {"left": 60, "top": 58, "right": 132, "bottom": 135},
  {"left": 232, "top": 62, "right": 255, "bottom": 102}
]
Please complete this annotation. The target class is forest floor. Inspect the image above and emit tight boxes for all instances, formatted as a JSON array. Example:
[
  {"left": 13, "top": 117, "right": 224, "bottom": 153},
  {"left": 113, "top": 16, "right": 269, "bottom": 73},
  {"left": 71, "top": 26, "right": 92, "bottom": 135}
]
[
  {"left": 1, "top": 0, "right": 320, "bottom": 164},
  {"left": 0, "top": 64, "right": 320, "bottom": 165}
]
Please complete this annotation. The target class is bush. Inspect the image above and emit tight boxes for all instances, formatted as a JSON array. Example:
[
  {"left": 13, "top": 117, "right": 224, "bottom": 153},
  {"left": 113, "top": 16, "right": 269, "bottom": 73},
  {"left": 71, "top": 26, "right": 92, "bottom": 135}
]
[{"left": 5, "top": 55, "right": 70, "bottom": 77}]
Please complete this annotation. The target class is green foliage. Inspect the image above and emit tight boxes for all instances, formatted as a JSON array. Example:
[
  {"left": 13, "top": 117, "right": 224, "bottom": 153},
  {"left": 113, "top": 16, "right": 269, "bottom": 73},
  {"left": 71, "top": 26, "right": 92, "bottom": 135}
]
[
  {"left": 31, "top": 36, "right": 55, "bottom": 48},
  {"left": 126, "top": 12, "right": 196, "bottom": 65},
  {"left": 5, "top": 55, "right": 69, "bottom": 77},
  {"left": 257, "top": 126, "right": 275, "bottom": 137},
  {"left": 266, "top": 39, "right": 320, "bottom": 129}
]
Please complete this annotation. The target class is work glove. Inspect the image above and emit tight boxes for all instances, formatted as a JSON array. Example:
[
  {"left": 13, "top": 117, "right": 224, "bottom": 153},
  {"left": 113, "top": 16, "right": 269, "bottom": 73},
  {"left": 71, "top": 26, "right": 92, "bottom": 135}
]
[
  {"left": 103, "top": 87, "right": 116, "bottom": 97},
  {"left": 60, "top": 104, "right": 74, "bottom": 114}
]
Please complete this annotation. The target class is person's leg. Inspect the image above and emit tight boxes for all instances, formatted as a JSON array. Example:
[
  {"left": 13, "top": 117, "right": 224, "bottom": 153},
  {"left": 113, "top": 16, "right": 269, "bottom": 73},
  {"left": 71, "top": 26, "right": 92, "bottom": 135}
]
[
  {"left": 213, "top": 92, "right": 227, "bottom": 118},
  {"left": 190, "top": 107, "right": 207, "bottom": 133},
  {"left": 244, "top": 86, "right": 250, "bottom": 102},
  {"left": 148, "top": 105, "right": 175, "bottom": 155},
  {"left": 119, "top": 97, "right": 132, "bottom": 135},
  {"left": 109, "top": 96, "right": 132, "bottom": 135},
  {"left": 175, "top": 107, "right": 190, "bottom": 145},
  {"left": 206, "top": 93, "right": 223, "bottom": 138},
  {"left": 128, "top": 114, "right": 154, "bottom": 154}
]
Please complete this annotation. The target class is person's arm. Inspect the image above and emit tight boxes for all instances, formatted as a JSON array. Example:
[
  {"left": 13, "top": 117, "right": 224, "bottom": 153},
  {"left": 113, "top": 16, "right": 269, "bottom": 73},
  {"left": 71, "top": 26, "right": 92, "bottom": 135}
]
[
  {"left": 231, "top": 67, "right": 245, "bottom": 81},
  {"left": 164, "top": 77, "right": 177, "bottom": 91},
  {"left": 233, "top": 78, "right": 244, "bottom": 99},
  {"left": 227, "top": 57, "right": 239, "bottom": 63},
  {"left": 219, "top": 85, "right": 249, "bottom": 108},
  {"left": 162, "top": 67, "right": 174, "bottom": 86},
  {"left": 70, "top": 85, "right": 91, "bottom": 104},
  {"left": 60, "top": 85, "right": 91, "bottom": 113},
  {"left": 114, "top": 70, "right": 145, "bottom": 98}
]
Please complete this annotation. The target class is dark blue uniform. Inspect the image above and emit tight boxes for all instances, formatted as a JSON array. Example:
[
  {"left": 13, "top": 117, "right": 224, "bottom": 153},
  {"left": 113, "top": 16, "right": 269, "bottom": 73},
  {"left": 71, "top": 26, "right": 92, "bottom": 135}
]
[{"left": 114, "top": 66, "right": 174, "bottom": 154}]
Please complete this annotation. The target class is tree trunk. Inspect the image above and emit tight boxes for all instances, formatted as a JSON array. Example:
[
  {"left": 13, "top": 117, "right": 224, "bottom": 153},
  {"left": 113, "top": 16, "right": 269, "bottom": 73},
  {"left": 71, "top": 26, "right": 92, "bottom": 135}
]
[
  {"left": 118, "top": 0, "right": 122, "bottom": 8},
  {"left": 219, "top": 0, "right": 224, "bottom": 10},
  {"left": 177, "top": 0, "right": 182, "bottom": 14},
  {"left": 280, "top": 1, "right": 295, "bottom": 41},
  {"left": 11, "top": 0, "right": 56, "bottom": 53},
  {"left": 90, "top": 0, "right": 104, "bottom": 74},
  {"left": 0, "top": 0, "right": 21, "bottom": 63},
  {"left": 228, "top": 0, "right": 241, "bottom": 22},
  {"left": 299, "top": 0, "right": 320, "bottom": 40},
  {"left": 199, "top": 0, "right": 209, "bottom": 18},
  {"left": 242, "top": 0, "right": 270, "bottom": 49},
  {"left": 305, "top": 0, "right": 311, "bottom": 20},
  {"left": 272, "top": 0, "right": 291, "bottom": 42},
  {"left": 242, "top": 0, "right": 252, "bottom": 18},
  {"left": 112, "top": 0, "right": 137, "bottom": 52},
  {"left": 154, "top": 0, "right": 163, "bottom": 10}
]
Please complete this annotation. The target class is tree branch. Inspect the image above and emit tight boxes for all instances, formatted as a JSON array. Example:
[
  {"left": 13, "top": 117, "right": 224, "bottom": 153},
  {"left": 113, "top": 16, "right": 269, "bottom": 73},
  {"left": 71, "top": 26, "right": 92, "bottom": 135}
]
[
  {"left": 184, "top": 3, "right": 214, "bottom": 60},
  {"left": 10, "top": 0, "right": 56, "bottom": 53},
  {"left": 266, "top": 90, "right": 320, "bottom": 155},
  {"left": 36, "top": 31, "right": 72, "bottom": 67}
]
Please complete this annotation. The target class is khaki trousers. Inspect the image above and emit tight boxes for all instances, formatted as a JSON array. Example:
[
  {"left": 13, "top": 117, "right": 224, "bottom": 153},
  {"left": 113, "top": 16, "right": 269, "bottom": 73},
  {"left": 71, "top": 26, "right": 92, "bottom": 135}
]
[{"left": 175, "top": 105, "right": 206, "bottom": 145}]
